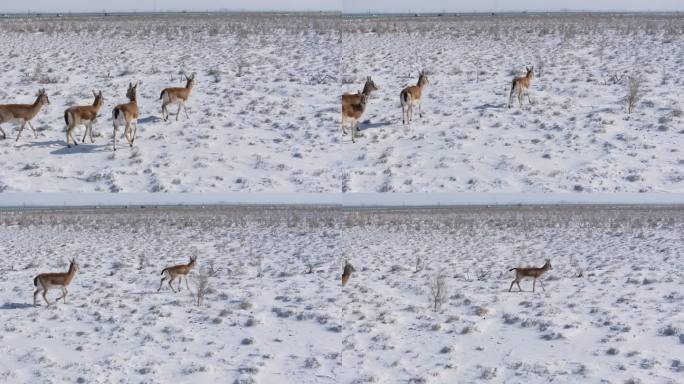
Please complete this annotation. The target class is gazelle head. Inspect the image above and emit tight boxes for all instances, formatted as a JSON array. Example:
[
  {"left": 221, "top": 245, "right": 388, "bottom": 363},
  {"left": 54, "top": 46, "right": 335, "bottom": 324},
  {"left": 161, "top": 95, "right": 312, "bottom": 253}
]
[
  {"left": 188, "top": 255, "right": 197, "bottom": 267},
  {"left": 362, "top": 76, "right": 379, "bottom": 94},
  {"left": 544, "top": 259, "right": 552, "bottom": 270},
  {"left": 184, "top": 72, "right": 196, "bottom": 89},
  {"left": 36, "top": 88, "right": 50, "bottom": 105},
  {"left": 92, "top": 90, "right": 104, "bottom": 106},
  {"left": 69, "top": 258, "right": 80, "bottom": 273},
  {"left": 126, "top": 82, "right": 138, "bottom": 101},
  {"left": 418, "top": 70, "right": 429, "bottom": 87},
  {"left": 526, "top": 66, "right": 535, "bottom": 79}
]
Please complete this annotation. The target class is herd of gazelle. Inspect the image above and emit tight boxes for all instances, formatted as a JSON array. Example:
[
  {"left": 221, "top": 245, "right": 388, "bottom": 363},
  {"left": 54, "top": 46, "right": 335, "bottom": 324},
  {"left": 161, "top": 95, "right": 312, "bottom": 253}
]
[
  {"left": 341, "top": 66, "right": 535, "bottom": 142},
  {"left": 32, "top": 256, "right": 197, "bottom": 306},
  {"left": 0, "top": 73, "right": 196, "bottom": 150},
  {"left": 31, "top": 256, "right": 550, "bottom": 307},
  {"left": 340, "top": 259, "right": 552, "bottom": 292}
]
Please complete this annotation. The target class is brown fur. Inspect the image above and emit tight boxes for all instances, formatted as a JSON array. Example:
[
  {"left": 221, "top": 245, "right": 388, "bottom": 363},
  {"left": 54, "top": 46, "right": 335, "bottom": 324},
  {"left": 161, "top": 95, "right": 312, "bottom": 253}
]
[
  {"left": 65, "top": 90, "right": 104, "bottom": 147},
  {"left": 508, "top": 259, "right": 552, "bottom": 292},
  {"left": 0, "top": 88, "right": 50, "bottom": 141},
  {"left": 341, "top": 77, "right": 377, "bottom": 143},
  {"left": 160, "top": 73, "right": 196, "bottom": 121},
  {"left": 33, "top": 258, "right": 79, "bottom": 306},
  {"left": 400, "top": 70, "right": 428, "bottom": 124},
  {"left": 158, "top": 256, "right": 197, "bottom": 293},
  {"left": 508, "top": 66, "right": 534, "bottom": 108},
  {"left": 341, "top": 260, "right": 355, "bottom": 286},
  {"left": 112, "top": 82, "right": 139, "bottom": 150}
]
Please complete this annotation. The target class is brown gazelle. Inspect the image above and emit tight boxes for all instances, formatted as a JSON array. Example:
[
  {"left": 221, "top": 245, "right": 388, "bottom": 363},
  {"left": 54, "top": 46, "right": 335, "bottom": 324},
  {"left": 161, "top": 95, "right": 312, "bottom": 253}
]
[
  {"left": 341, "top": 76, "right": 378, "bottom": 143},
  {"left": 341, "top": 92, "right": 368, "bottom": 143},
  {"left": 400, "top": 70, "right": 428, "bottom": 125},
  {"left": 341, "top": 260, "right": 355, "bottom": 286},
  {"left": 158, "top": 256, "right": 197, "bottom": 293},
  {"left": 64, "top": 90, "right": 104, "bottom": 148},
  {"left": 508, "top": 66, "right": 535, "bottom": 108},
  {"left": 508, "top": 259, "right": 552, "bottom": 293},
  {"left": 160, "top": 72, "right": 196, "bottom": 121},
  {"left": 112, "top": 82, "right": 139, "bottom": 151},
  {"left": 33, "top": 258, "right": 80, "bottom": 306},
  {"left": 0, "top": 88, "right": 50, "bottom": 141}
]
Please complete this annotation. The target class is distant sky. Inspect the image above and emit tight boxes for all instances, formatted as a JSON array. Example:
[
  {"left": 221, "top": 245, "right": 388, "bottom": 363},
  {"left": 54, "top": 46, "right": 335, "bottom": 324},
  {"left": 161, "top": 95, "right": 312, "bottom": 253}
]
[
  {"left": 344, "top": 0, "right": 684, "bottom": 13},
  {"left": 0, "top": 0, "right": 341, "bottom": 13}
]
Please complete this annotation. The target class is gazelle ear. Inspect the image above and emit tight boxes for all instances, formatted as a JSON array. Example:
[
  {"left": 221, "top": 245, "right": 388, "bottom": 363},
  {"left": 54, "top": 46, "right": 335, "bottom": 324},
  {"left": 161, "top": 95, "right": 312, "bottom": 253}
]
[
  {"left": 129, "top": 82, "right": 133, "bottom": 88},
  {"left": 92, "top": 90, "right": 97, "bottom": 97}
]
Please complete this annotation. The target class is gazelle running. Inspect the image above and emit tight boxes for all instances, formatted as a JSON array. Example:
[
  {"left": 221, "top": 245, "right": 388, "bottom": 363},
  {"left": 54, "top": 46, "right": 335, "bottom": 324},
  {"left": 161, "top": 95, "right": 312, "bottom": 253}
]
[
  {"left": 0, "top": 88, "right": 50, "bottom": 141},
  {"left": 112, "top": 82, "right": 139, "bottom": 151},
  {"left": 160, "top": 72, "right": 196, "bottom": 121},
  {"left": 508, "top": 259, "right": 552, "bottom": 293},
  {"left": 400, "top": 70, "right": 428, "bottom": 125},
  {"left": 341, "top": 260, "right": 355, "bottom": 286},
  {"left": 508, "top": 66, "right": 535, "bottom": 108},
  {"left": 158, "top": 256, "right": 197, "bottom": 293},
  {"left": 33, "top": 258, "right": 80, "bottom": 306},
  {"left": 341, "top": 76, "right": 378, "bottom": 143},
  {"left": 64, "top": 90, "right": 104, "bottom": 148}
]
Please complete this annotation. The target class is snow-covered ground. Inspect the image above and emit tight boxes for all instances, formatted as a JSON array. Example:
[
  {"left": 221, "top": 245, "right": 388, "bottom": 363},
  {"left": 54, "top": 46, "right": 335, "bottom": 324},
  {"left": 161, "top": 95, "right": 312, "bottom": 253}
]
[
  {"left": 0, "top": 206, "right": 681, "bottom": 383},
  {"left": 340, "top": 206, "right": 683, "bottom": 383},
  {"left": 342, "top": 14, "right": 684, "bottom": 192},
  {"left": 0, "top": 14, "right": 340, "bottom": 192},
  {"left": 0, "top": 207, "right": 342, "bottom": 383}
]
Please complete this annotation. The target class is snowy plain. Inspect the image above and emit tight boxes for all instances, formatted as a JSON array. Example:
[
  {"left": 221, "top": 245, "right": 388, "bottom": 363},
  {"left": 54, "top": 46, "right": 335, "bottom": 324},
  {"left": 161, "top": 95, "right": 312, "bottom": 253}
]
[
  {"left": 0, "top": 14, "right": 340, "bottom": 193},
  {"left": 0, "top": 205, "right": 682, "bottom": 383},
  {"left": 341, "top": 14, "right": 684, "bottom": 192},
  {"left": 0, "top": 207, "right": 342, "bottom": 383}
]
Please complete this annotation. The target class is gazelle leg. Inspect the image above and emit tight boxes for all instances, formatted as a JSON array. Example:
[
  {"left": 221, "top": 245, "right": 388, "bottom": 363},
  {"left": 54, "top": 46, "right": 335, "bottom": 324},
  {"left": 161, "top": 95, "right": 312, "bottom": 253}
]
[
  {"left": 509, "top": 280, "right": 515, "bottom": 292},
  {"left": 161, "top": 103, "right": 168, "bottom": 121},
  {"left": 516, "top": 281, "right": 522, "bottom": 292},
  {"left": 158, "top": 276, "right": 166, "bottom": 291},
  {"left": 177, "top": 276, "right": 182, "bottom": 291},
  {"left": 176, "top": 104, "right": 182, "bottom": 121},
  {"left": 533, "top": 278, "right": 536, "bottom": 293},
  {"left": 42, "top": 289, "right": 50, "bottom": 306},
  {"left": 82, "top": 124, "right": 88, "bottom": 143},
  {"left": 112, "top": 123, "right": 118, "bottom": 151},
  {"left": 185, "top": 276, "right": 190, "bottom": 290},
  {"left": 519, "top": 93, "right": 523, "bottom": 108},
  {"left": 419, "top": 101, "right": 423, "bottom": 118},
  {"left": 168, "top": 277, "right": 177, "bottom": 293},
  {"left": 402, "top": 106, "right": 405, "bottom": 125},
  {"left": 124, "top": 122, "right": 131, "bottom": 146},
  {"left": 527, "top": 92, "right": 533, "bottom": 105},
  {"left": 539, "top": 279, "right": 545, "bottom": 291},
  {"left": 33, "top": 287, "right": 41, "bottom": 306},
  {"left": 131, "top": 122, "right": 137, "bottom": 144},
  {"left": 0, "top": 125, "right": 5, "bottom": 139},
  {"left": 15, "top": 121, "right": 26, "bottom": 141},
  {"left": 183, "top": 104, "right": 190, "bottom": 119},
  {"left": 28, "top": 121, "right": 38, "bottom": 138},
  {"left": 89, "top": 123, "right": 95, "bottom": 143}
]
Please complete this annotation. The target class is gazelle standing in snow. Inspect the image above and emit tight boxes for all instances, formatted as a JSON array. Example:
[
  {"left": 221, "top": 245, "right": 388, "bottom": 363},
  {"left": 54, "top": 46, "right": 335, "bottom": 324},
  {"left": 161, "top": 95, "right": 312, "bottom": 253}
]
[
  {"left": 64, "top": 90, "right": 104, "bottom": 147},
  {"left": 160, "top": 72, "right": 196, "bottom": 121},
  {"left": 33, "top": 258, "right": 80, "bottom": 306},
  {"left": 158, "top": 256, "right": 197, "bottom": 293},
  {"left": 341, "top": 76, "right": 378, "bottom": 143},
  {"left": 400, "top": 70, "right": 428, "bottom": 125},
  {"left": 508, "top": 66, "right": 535, "bottom": 108},
  {"left": 341, "top": 260, "right": 355, "bottom": 286},
  {"left": 0, "top": 88, "right": 50, "bottom": 141},
  {"left": 508, "top": 259, "right": 552, "bottom": 292},
  {"left": 112, "top": 82, "right": 139, "bottom": 150}
]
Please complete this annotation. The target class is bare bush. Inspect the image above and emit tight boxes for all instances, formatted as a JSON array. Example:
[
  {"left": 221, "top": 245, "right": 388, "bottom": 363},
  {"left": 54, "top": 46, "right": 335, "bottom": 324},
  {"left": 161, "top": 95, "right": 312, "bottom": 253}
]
[
  {"left": 429, "top": 275, "right": 448, "bottom": 312},
  {"left": 196, "top": 267, "right": 210, "bottom": 307},
  {"left": 627, "top": 76, "right": 643, "bottom": 114}
]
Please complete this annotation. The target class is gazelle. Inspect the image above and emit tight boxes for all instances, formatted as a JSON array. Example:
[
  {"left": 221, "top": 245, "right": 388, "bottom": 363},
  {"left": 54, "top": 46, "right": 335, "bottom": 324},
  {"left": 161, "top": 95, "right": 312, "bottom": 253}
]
[
  {"left": 160, "top": 72, "right": 196, "bottom": 121},
  {"left": 341, "top": 93, "right": 368, "bottom": 143},
  {"left": 64, "top": 90, "right": 104, "bottom": 148},
  {"left": 400, "top": 70, "right": 428, "bottom": 125},
  {"left": 508, "top": 259, "right": 552, "bottom": 293},
  {"left": 158, "top": 256, "right": 197, "bottom": 293},
  {"left": 341, "top": 260, "right": 355, "bottom": 286},
  {"left": 33, "top": 258, "right": 79, "bottom": 306},
  {"left": 0, "top": 88, "right": 50, "bottom": 141},
  {"left": 508, "top": 66, "right": 534, "bottom": 108},
  {"left": 341, "top": 76, "right": 378, "bottom": 143},
  {"left": 112, "top": 82, "right": 139, "bottom": 151}
]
